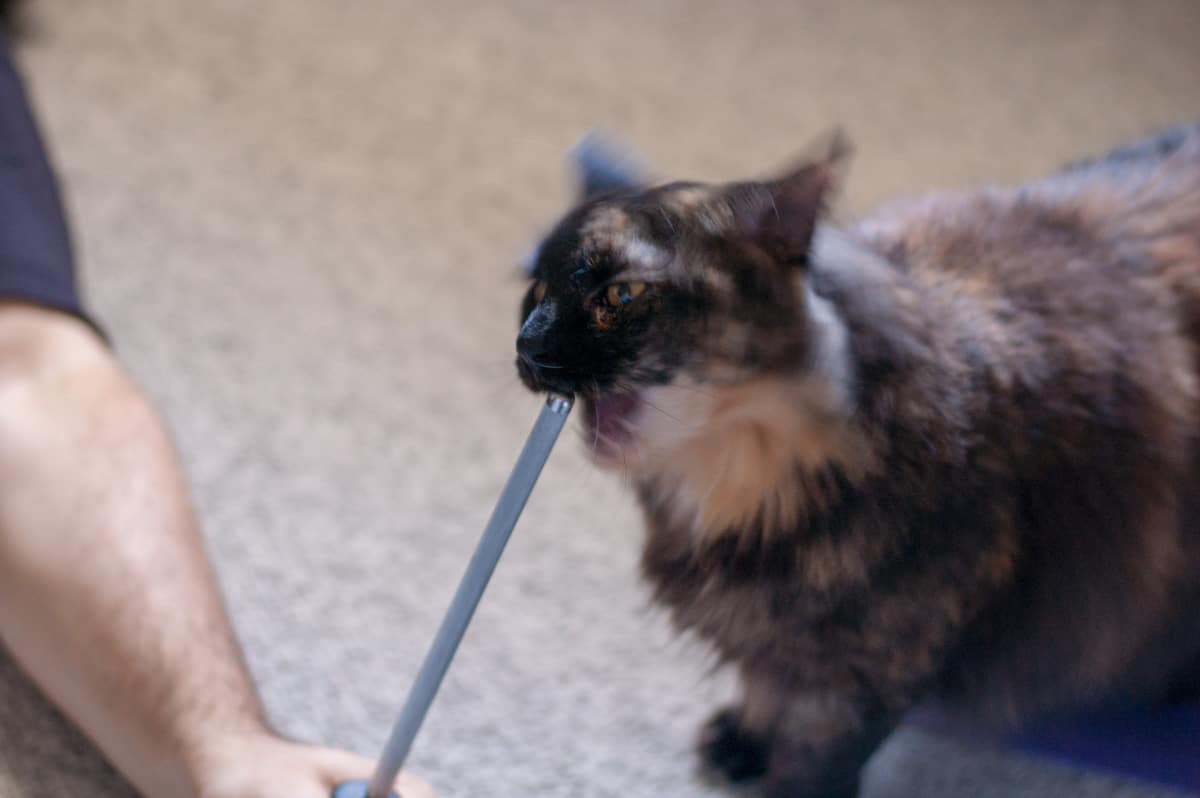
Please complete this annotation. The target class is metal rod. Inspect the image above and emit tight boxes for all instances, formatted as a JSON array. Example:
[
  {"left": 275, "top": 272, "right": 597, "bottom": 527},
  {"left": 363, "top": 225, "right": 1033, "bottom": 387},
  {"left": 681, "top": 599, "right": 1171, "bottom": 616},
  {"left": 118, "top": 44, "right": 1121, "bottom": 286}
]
[{"left": 366, "top": 393, "right": 574, "bottom": 798}]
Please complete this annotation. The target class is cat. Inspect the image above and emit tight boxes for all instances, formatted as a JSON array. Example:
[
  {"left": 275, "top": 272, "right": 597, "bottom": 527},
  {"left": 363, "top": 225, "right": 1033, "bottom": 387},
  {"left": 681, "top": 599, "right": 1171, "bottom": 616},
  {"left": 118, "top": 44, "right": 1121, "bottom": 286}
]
[{"left": 514, "top": 122, "right": 1200, "bottom": 798}]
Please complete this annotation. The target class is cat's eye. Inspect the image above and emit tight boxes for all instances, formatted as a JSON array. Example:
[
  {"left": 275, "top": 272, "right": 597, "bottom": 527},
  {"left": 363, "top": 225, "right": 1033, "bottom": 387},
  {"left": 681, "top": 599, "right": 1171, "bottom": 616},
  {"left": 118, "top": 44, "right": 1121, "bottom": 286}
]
[
  {"left": 604, "top": 281, "right": 647, "bottom": 307},
  {"left": 532, "top": 280, "right": 547, "bottom": 303}
]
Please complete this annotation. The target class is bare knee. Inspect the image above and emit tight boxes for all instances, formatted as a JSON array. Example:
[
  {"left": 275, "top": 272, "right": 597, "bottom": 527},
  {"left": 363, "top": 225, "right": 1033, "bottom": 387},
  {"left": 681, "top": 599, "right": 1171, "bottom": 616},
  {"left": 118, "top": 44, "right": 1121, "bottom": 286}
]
[{"left": 0, "top": 302, "right": 111, "bottom": 389}]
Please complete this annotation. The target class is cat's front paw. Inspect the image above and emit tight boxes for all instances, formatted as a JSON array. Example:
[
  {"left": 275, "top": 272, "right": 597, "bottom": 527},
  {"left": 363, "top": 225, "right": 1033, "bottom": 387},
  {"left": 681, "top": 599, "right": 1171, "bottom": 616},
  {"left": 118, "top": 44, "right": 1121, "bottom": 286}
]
[
  {"left": 762, "top": 769, "right": 861, "bottom": 798},
  {"left": 696, "top": 707, "right": 771, "bottom": 785}
]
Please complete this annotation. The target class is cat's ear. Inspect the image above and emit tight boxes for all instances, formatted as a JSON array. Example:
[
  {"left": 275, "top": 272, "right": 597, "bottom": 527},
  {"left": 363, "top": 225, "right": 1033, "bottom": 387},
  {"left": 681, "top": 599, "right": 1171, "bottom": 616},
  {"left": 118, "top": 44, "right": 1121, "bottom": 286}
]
[
  {"left": 731, "top": 130, "right": 851, "bottom": 268},
  {"left": 570, "top": 131, "right": 648, "bottom": 201}
]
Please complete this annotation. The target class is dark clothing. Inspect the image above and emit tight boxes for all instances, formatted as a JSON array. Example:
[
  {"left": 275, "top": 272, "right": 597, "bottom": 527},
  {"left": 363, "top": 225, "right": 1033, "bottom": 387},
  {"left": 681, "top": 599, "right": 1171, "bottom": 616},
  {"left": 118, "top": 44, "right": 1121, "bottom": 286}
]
[{"left": 0, "top": 34, "right": 96, "bottom": 330}]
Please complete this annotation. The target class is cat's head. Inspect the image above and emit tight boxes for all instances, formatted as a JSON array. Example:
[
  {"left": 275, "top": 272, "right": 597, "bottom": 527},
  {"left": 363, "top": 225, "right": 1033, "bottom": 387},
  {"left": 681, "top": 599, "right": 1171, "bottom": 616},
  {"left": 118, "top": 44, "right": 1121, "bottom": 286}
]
[{"left": 516, "top": 134, "right": 848, "bottom": 467}]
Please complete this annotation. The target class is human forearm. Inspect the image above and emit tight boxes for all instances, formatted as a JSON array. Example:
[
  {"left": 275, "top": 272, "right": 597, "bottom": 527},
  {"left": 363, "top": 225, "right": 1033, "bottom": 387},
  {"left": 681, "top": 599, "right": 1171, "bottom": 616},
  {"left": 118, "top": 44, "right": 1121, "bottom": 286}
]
[{"left": 0, "top": 307, "right": 268, "bottom": 796}]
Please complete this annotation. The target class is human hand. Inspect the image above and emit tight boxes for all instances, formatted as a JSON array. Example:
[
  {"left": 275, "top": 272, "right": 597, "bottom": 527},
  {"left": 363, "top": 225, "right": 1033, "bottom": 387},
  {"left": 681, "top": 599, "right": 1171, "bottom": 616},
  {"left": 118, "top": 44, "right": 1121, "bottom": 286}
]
[{"left": 192, "top": 733, "right": 435, "bottom": 798}]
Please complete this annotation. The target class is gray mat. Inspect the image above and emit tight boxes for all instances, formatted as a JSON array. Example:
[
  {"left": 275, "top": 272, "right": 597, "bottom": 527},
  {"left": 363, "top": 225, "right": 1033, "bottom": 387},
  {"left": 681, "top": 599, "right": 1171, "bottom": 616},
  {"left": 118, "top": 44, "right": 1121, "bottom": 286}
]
[{"left": 1, "top": 1, "right": 1197, "bottom": 796}]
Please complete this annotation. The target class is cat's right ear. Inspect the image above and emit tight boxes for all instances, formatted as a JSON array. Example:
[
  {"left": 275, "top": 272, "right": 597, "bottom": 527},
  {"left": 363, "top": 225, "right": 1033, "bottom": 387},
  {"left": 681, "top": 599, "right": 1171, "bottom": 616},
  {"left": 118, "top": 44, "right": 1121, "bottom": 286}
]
[
  {"left": 729, "top": 130, "right": 851, "bottom": 268},
  {"left": 570, "top": 132, "right": 648, "bottom": 201}
]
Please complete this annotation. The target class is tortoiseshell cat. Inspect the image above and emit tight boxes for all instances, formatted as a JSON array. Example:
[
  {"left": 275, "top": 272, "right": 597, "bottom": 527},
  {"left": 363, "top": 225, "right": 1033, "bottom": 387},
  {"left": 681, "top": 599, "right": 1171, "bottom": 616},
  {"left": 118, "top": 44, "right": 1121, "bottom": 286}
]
[{"left": 515, "top": 123, "right": 1200, "bottom": 797}]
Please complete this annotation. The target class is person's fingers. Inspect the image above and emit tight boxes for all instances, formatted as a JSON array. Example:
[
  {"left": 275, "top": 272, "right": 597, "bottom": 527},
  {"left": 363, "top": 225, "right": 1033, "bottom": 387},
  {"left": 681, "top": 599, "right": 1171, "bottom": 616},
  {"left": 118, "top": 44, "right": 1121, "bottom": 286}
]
[
  {"left": 311, "top": 747, "right": 436, "bottom": 798},
  {"left": 392, "top": 769, "right": 436, "bottom": 798},
  {"left": 311, "top": 746, "right": 376, "bottom": 777}
]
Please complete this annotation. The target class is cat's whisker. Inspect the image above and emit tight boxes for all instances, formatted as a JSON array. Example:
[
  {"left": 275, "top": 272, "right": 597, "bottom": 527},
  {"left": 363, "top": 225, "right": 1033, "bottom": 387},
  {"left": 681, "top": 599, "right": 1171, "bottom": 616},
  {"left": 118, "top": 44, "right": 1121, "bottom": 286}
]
[
  {"left": 591, "top": 397, "right": 602, "bottom": 456},
  {"left": 524, "top": 357, "right": 564, "bottom": 370},
  {"left": 637, "top": 396, "right": 691, "bottom": 428},
  {"left": 694, "top": 449, "right": 734, "bottom": 521},
  {"left": 657, "top": 207, "right": 676, "bottom": 235},
  {"left": 668, "top": 382, "right": 720, "bottom": 400}
]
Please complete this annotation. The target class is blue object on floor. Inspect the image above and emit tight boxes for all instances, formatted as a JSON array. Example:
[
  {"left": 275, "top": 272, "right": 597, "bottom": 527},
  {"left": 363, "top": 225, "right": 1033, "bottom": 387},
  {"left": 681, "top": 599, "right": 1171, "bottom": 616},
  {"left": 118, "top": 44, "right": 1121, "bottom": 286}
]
[
  {"left": 1011, "top": 705, "right": 1200, "bottom": 793},
  {"left": 908, "top": 703, "right": 1200, "bottom": 793}
]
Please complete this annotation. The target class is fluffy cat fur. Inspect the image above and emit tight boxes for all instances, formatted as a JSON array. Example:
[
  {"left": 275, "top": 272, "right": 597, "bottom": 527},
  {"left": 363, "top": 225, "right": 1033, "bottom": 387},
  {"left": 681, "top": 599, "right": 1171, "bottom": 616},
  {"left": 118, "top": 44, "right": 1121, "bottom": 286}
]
[{"left": 515, "top": 122, "right": 1200, "bottom": 797}]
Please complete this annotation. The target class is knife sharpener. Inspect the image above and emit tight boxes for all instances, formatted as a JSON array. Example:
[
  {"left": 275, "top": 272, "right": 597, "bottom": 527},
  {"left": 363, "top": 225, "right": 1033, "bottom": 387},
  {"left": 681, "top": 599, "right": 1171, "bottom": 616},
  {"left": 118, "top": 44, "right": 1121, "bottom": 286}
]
[{"left": 334, "top": 393, "right": 574, "bottom": 798}]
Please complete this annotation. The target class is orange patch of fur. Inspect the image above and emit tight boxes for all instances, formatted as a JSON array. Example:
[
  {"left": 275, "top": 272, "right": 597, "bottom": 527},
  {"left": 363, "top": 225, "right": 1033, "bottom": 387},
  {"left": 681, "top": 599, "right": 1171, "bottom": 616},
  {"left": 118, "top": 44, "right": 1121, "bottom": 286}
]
[{"left": 633, "top": 377, "right": 877, "bottom": 542}]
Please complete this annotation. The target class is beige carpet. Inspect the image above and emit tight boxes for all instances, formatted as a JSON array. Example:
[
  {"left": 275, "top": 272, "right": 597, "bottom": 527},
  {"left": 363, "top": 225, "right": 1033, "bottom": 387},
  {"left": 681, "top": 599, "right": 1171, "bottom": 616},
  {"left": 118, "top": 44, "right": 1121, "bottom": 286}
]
[{"left": 1, "top": 1, "right": 1198, "bottom": 796}]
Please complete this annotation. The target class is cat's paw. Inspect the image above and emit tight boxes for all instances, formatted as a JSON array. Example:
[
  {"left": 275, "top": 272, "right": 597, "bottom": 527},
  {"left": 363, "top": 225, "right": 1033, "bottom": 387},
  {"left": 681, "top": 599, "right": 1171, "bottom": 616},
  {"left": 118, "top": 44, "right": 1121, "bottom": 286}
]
[
  {"left": 761, "top": 771, "right": 861, "bottom": 798},
  {"left": 696, "top": 707, "right": 771, "bottom": 785}
]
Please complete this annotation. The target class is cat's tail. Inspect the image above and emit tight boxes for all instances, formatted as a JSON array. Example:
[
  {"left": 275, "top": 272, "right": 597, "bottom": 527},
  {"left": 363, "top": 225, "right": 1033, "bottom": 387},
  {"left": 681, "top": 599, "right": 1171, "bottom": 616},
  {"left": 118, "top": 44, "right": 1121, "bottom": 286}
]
[
  {"left": 1041, "top": 121, "right": 1200, "bottom": 283},
  {"left": 1061, "top": 120, "right": 1200, "bottom": 177},
  {"left": 1062, "top": 121, "right": 1200, "bottom": 230}
]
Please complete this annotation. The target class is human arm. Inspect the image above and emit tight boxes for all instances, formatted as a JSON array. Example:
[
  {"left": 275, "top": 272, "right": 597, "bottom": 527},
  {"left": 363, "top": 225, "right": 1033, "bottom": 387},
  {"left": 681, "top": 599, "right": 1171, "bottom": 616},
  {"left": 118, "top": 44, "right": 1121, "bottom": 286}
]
[{"left": 0, "top": 305, "right": 432, "bottom": 798}]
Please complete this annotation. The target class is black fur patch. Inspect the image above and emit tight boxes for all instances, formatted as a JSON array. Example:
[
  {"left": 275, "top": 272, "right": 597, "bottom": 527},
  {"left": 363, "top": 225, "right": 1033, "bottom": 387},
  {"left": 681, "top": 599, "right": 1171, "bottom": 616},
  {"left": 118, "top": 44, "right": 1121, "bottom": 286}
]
[{"left": 697, "top": 709, "right": 771, "bottom": 784}]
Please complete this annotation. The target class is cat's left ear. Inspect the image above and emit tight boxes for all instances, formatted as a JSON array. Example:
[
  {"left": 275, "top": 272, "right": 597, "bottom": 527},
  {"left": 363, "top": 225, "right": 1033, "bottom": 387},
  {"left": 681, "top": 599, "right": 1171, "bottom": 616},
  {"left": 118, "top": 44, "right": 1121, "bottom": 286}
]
[
  {"left": 521, "top": 134, "right": 648, "bottom": 276},
  {"left": 570, "top": 131, "right": 648, "bottom": 201},
  {"left": 732, "top": 131, "right": 851, "bottom": 268}
]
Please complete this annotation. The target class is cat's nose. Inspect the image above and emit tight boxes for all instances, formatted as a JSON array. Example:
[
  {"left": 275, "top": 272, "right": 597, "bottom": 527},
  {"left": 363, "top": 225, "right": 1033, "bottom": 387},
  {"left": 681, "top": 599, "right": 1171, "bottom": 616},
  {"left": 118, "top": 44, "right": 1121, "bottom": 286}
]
[
  {"left": 515, "top": 337, "right": 575, "bottom": 394},
  {"left": 516, "top": 335, "right": 561, "bottom": 378},
  {"left": 518, "top": 302, "right": 554, "bottom": 354},
  {"left": 516, "top": 330, "right": 549, "bottom": 361},
  {"left": 516, "top": 302, "right": 577, "bottom": 393}
]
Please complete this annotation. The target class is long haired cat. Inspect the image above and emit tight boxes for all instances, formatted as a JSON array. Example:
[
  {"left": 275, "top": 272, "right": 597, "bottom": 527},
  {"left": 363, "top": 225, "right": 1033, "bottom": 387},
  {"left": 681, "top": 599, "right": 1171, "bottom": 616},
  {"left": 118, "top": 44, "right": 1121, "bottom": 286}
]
[{"left": 515, "top": 122, "right": 1200, "bottom": 797}]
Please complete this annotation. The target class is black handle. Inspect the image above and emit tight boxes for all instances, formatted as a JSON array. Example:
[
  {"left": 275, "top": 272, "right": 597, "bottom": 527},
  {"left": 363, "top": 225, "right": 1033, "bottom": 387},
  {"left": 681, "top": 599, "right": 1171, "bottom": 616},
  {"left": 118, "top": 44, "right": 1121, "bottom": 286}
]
[{"left": 332, "top": 780, "right": 397, "bottom": 798}]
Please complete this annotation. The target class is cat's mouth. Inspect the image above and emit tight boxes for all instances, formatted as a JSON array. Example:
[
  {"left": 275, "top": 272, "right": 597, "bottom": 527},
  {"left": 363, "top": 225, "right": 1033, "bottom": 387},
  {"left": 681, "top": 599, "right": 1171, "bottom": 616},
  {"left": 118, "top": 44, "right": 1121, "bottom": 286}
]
[{"left": 581, "top": 390, "right": 644, "bottom": 462}]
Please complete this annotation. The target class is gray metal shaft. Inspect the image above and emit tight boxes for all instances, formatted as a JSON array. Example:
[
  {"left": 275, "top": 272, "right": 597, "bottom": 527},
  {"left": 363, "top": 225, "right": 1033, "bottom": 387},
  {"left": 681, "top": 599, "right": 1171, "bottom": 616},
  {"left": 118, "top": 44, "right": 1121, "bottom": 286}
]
[{"left": 367, "top": 393, "right": 574, "bottom": 798}]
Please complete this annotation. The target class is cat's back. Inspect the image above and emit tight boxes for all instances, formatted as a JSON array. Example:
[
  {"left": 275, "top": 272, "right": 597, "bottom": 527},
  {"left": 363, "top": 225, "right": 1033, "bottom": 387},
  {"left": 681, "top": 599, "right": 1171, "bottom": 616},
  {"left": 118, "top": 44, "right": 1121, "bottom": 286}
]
[
  {"left": 855, "top": 120, "right": 1200, "bottom": 301},
  {"left": 845, "top": 121, "right": 1200, "bottom": 412}
]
